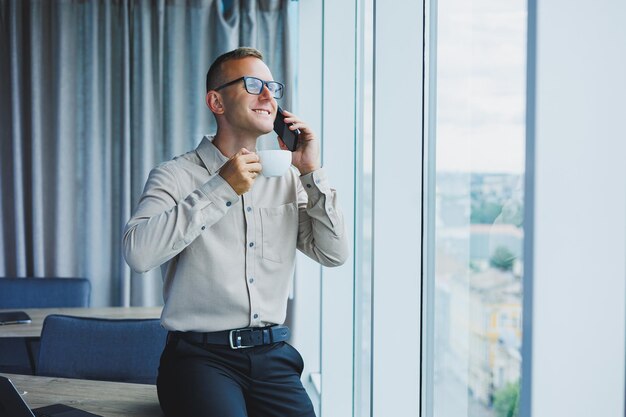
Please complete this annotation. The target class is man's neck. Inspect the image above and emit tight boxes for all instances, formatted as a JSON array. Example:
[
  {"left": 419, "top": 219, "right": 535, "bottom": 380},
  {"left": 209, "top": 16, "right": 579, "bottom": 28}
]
[{"left": 212, "top": 128, "right": 259, "bottom": 158}]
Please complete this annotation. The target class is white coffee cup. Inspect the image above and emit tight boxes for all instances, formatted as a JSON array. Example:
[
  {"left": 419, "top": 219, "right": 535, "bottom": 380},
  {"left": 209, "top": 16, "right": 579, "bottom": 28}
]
[{"left": 257, "top": 150, "right": 292, "bottom": 177}]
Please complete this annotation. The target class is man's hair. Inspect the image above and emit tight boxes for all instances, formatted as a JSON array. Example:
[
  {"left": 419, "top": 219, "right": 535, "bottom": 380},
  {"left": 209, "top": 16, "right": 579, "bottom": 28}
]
[{"left": 206, "top": 47, "right": 264, "bottom": 94}]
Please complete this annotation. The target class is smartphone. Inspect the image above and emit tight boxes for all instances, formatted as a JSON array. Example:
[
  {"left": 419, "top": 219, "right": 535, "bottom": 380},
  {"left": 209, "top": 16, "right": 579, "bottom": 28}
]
[
  {"left": 0, "top": 311, "right": 32, "bottom": 325},
  {"left": 273, "top": 106, "right": 300, "bottom": 152}
]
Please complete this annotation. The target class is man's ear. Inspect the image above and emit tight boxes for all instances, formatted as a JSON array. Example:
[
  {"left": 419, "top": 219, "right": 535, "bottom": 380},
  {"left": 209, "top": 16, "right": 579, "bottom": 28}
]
[{"left": 206, "top": 91, "right": 224, "bottom": 114}]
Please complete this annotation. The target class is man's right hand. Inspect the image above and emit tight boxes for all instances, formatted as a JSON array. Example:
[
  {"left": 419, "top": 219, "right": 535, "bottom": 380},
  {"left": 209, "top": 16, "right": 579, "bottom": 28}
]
[{"left": 219, "top": 148, "right": 262, "bottom": 195}]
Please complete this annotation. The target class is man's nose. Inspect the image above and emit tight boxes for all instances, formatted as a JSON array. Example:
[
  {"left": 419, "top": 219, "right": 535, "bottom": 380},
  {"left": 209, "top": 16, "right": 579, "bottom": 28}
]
[{"left": 259, "top": 85, "right": 273, "bottom": 99}]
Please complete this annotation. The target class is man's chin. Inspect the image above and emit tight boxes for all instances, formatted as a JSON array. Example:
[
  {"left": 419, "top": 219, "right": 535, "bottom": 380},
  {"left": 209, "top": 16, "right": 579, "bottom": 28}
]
[
  {"left": 258, "top": 125, "right": 274, "bottom": 135},
  {"left": 246, "top": 120, "right": 274, "bottom": 137}
]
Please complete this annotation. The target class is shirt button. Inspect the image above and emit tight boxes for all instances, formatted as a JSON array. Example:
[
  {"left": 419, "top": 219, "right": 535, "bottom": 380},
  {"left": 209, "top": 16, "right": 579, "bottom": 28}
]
[
  {"left": 306, "top": 184, "right": 312, "bottom": 188},
  {"left": 249, "top": 242, "right": 254, "bottom": 247},
  {"left": 249, "top": 278, "right": 254, "bottom": 284},
  {"left": 226, "top": 201, "right": 232, "bottom": 207},
  {"left": 201, "top": 226, "right": 206, "bottom": 230},
  {"left": 253, "top": 313, "right": 259, "bottom": 319}
]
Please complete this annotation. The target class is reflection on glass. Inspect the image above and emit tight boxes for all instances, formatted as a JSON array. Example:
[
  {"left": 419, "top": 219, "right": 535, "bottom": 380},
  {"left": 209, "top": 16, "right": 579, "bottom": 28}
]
[
  {"left": 431, "top": 0, "right": 526, "bottom": 416},
  {"left": 355, "top": 0, "right": 373, "bottom": 415}
]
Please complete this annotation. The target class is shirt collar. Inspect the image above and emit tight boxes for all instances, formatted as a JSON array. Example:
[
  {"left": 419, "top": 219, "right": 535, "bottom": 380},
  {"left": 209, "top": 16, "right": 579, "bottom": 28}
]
[{"left": 195, "top": 135, "right": 229, "bottom": 175}]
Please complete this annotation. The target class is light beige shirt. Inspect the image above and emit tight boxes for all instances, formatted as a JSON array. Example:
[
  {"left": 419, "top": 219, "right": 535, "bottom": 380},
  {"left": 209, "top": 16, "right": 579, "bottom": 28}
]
[{"left": 123, "top": 136, "right": 349, "bottom": 332}]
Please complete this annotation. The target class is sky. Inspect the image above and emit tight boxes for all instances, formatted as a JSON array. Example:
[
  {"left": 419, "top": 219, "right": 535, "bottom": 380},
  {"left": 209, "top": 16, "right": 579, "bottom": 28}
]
[
  {"left": 436, "top": 0, "right": 528, "bottom": 174},
  {"left": 359, "top": 0, "right": 527, "bottom": 175}
]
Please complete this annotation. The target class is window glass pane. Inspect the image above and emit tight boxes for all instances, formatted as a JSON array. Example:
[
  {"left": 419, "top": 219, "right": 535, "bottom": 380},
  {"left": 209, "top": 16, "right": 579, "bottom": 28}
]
[
  {"left": 430, "top": 0, "right": 527, "bottom": 416},
  {"left": 355, "top": 0, "right": 373, "bottom": 415}
]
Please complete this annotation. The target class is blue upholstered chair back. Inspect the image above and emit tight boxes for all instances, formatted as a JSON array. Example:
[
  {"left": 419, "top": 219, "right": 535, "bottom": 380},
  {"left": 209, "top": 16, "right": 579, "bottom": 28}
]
[
  {"left": 0, "top": 277, "right": 91, "bottom": 375},
  {"left": 0, "top": 277, "right": 91, "bottom": 308},
  {"left": 37, "top": 315, "right": 167, "bottom": 384}
]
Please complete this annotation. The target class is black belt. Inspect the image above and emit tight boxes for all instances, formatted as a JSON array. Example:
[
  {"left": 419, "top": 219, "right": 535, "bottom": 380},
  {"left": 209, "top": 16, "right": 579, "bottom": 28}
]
[{"left": 169, "top": 325, "right": 290, "bottom": 349}]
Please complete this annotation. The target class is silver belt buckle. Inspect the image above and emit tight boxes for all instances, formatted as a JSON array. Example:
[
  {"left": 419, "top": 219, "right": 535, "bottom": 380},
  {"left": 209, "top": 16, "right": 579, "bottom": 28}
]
[{"left": 229, "top": 329, "right": 254, "bottom": 349}]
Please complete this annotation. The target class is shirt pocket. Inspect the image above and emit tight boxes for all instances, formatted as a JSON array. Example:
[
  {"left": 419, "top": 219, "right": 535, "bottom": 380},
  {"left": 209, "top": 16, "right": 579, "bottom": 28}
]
[{"left": 259, "top": 202, "right": 298, "bottom": 263}]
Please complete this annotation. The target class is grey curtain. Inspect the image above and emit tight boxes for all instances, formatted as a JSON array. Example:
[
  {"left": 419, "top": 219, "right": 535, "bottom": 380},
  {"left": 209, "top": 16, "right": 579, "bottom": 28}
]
[{"left": 0, "top": 0, "right": 297, "bottom": 306}]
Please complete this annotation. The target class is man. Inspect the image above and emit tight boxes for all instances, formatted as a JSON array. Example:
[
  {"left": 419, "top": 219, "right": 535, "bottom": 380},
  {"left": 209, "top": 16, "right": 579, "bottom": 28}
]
[{"left": 123, "top": 47, "right": 349, "bottom": 417}]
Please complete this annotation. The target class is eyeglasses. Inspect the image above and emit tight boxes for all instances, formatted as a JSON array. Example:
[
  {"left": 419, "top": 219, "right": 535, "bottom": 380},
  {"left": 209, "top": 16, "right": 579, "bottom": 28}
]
[{"left": 214, "top": 76, "right": 284, "bottom": 99}]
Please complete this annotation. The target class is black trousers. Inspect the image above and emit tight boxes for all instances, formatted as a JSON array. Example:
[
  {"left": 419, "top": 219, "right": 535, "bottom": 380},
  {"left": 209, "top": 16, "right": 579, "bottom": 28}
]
[{"left": 157, "top": 336, "right": 316, "bottom": 417}]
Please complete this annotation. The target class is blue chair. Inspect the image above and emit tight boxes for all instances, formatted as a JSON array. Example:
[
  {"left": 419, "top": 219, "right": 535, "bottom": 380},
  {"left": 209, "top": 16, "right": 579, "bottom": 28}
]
[
  {"left": 0, "top": 277, "right": 91, "bottom": 375},
  {"left": 0, "top": 277, "right": 91, "bottom": 308},
  {"left": 37, "top": 315, "right": 167, "bottom": 384}
]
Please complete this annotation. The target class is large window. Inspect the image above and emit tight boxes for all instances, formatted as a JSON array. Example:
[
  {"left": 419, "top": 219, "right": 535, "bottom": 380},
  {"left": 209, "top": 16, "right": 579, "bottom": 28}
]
[
  {"left": 300, "top": 1, "right": 626, "bottom": 416},
  {"left": 426, "top": 0, "right": 527, "bottom": 416},
  {"left": 298, "top": 0, "right": 527, "bottom": 415}
]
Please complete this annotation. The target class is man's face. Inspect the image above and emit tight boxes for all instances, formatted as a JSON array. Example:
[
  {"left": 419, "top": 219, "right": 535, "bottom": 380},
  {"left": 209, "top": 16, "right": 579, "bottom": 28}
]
[{"left": 217, "top": 57, "right": 278, "bottom": 137}]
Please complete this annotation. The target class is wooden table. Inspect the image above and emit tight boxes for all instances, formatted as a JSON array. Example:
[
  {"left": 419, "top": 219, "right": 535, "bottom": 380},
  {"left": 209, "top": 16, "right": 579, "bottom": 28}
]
[
  {"left": 2, "top": 373, "right": 163, "bottom": 417},
  {"left": 0, "top": 307, "right": 163, "bottom": 338}
]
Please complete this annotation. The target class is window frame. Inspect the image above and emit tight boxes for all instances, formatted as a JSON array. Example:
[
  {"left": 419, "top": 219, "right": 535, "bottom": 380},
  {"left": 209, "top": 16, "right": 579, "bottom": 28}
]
[{"left": 297, "top": 0, "right": 427, "bottom": 415}]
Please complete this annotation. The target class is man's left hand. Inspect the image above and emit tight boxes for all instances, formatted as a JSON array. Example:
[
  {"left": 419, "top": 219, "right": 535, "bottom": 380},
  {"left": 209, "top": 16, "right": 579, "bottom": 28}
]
[{"left": 277, "top": 110, "right": 320, "bottom": 176}]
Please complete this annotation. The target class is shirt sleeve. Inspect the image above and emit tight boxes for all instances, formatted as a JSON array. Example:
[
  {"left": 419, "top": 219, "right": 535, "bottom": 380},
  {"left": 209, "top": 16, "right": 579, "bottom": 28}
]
[
  {"left": 123, "top": 162, "right": 240, "bottom": 273},
  {"left": 296, "top": 168, "right": 350, "bottom": 267}
]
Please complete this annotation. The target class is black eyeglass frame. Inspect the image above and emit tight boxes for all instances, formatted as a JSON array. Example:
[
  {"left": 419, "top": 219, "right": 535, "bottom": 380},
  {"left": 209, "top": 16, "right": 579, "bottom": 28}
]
[{"left": 213, "top": 76, "right": 285, "bottom": 99}]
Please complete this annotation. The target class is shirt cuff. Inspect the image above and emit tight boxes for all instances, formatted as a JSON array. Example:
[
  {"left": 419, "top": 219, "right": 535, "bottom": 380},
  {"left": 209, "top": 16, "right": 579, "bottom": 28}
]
[
  {"left": 199, "top": 174, "right": 240, "bottom": 210},
  {"left": 300, "top": 168, "right": 331, "bottom": 197}
]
